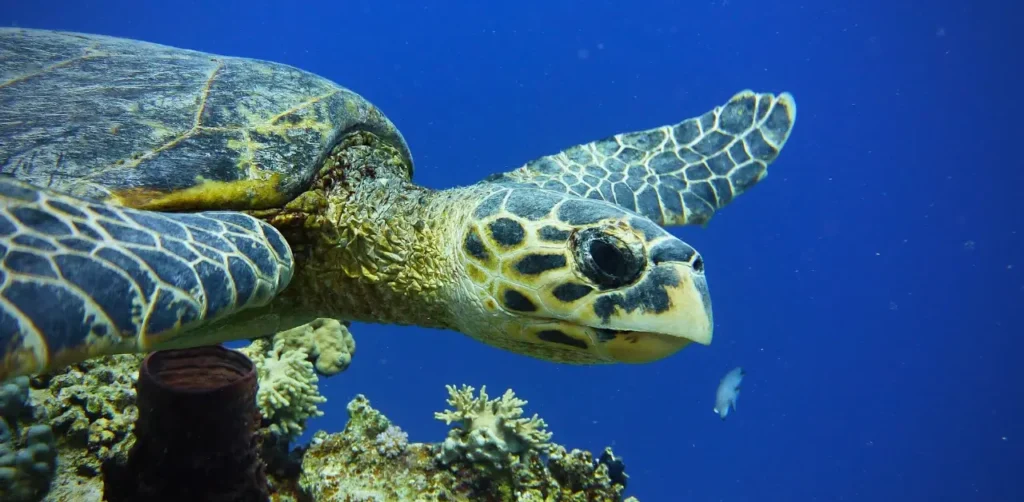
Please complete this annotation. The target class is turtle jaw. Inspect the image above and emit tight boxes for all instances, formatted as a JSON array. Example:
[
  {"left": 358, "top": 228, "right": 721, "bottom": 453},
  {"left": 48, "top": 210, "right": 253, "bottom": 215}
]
[
  {"left": 486, "top": 260, "right": 713, "bottom": 365},
  {"left": 577, "top": 261, "right": 714, "bottom": 363}
]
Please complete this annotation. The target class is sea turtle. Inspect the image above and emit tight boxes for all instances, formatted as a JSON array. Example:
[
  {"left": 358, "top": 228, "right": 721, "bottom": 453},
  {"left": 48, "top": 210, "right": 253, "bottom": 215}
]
[{"left": 0, "top": 28, "right": 796, "bottom": 381}]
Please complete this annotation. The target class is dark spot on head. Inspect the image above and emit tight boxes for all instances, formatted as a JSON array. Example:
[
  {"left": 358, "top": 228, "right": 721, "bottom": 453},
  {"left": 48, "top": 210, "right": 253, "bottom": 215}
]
[
  {"left": 591, "top": 267, "right": 680, "bottom": 323},
  {"left": 506, "top": 189, "right": 562, "bottom": 220},
  {"left": 557, "top": 199, "right": 624, "bottom": 226},
  {"left": 650, "top": 240, "right": 696, "bottom": 265},
  {"left": 693, "top": 256, "right": 704, "bottom": 272},
  {"left": 537, "top": 330, "right": 588, "bottom": 349},
  {"left": 552, "top": 282, "right": 594, "bottom": 303},
  {"left": 593, "top": 296, "right": 617, "bottom": 323},
  {"left": 538, "top": 225, "right": 571, "bottom": 243},
  {"left": 514, "top": 254, "right": 567, "bottom": 275},
  {"left": 463, "top": 228, "right": 489, "bottom": 261},
  {"left": 474, "top": 190, "right": 507, "bottom": 219},
  {"left": 628, "top": 216, "right": 664, "bottom": 242},
  {"left": 502, "top": 289, "right": 537, "bottom": 312},
  {"left": 488, "top": 218, "right": 525, "bottom": 247}
]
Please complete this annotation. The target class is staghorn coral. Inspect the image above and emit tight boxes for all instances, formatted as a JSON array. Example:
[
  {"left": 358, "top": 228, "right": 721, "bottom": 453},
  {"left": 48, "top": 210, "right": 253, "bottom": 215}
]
[
  {"left": 241, "top": 337, "right": 328, "bottom": 439},
  {"left": 434, "top": 384, "right": 552, "bottom": 470},
  {"left": 292, "top": 392, "right": 634, "bottom": 502},
  {"left": 0, "top": 376, "right": 57, "bottom": 502}
]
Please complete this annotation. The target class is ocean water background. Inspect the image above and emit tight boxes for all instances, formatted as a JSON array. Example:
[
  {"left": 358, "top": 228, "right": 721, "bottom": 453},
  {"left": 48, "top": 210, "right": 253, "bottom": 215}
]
[{"left": 2, "top": 1, "right": 1018, "bottom": 501}]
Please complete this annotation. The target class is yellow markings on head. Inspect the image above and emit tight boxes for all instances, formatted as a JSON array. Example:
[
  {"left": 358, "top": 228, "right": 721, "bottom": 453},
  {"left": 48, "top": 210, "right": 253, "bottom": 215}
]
[
  {"left": 602, "top": 331, "right": 691, "bottom": 364},
  {"left": 112, "top": 173, "right": 287, "bottom": 211},
  {"left": 465, "top": 261, "right": 489, "bottom": 285},
  {"left": 458, "top": 208, "right": 591, "bottom": 322}
]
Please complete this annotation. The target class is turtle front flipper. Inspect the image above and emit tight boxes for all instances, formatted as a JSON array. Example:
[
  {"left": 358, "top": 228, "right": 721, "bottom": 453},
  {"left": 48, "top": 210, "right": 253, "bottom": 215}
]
[
  {"left": 0, "top": 177, "right": 294, "bottom": 380},
  {"left": 488, "top": 90, "right": 796, "bottom": 227}
]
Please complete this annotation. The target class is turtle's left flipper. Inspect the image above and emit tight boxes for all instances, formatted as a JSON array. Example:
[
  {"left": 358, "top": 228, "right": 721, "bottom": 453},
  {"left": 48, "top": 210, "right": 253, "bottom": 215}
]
[
  {"left": 490, "top": 90, "right": 796, "bottom": 227},
  {"left": 0, "top": 176, "right": 294, "bottom": 380}
]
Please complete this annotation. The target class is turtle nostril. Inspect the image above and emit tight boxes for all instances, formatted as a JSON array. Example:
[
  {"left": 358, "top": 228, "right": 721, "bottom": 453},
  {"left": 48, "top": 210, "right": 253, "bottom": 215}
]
[{"left": 693, "top": 256, "right": 704, "bottom": 272}]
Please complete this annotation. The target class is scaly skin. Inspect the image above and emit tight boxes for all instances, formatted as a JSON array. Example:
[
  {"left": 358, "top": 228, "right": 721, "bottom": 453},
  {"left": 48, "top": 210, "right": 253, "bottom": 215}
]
[
  {"left": 265, "top": 133, "right": 470, "bottom": 330},
  {"left": 250, "top": 132, "right": 712, "bottom": 364}
]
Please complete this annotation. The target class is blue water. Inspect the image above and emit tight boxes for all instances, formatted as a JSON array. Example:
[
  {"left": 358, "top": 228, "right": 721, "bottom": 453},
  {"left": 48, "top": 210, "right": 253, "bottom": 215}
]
[{"left": 3, "top": 1, "right": 1018, "bottom": 500}]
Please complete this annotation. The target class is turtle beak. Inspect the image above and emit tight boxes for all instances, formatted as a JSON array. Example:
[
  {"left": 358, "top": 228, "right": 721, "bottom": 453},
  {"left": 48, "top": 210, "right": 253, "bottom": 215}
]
[{"left": 582, "top": 261, "right": 714, "bottom": 363}]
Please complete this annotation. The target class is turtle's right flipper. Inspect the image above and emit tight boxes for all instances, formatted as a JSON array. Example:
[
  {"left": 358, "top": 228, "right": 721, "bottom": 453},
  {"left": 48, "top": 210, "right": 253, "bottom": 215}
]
[
  {"left": 0, "top": 176, "right": 294, "bottom": 380},
  {"left": 490, "top": 90, "right": 796, "bottom": 227}
]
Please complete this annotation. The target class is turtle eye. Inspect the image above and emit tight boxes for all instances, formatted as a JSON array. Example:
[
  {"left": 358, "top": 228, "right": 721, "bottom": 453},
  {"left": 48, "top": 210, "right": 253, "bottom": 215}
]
[{"left": 572, "top": 228, "right": 645, "bottom": 288}]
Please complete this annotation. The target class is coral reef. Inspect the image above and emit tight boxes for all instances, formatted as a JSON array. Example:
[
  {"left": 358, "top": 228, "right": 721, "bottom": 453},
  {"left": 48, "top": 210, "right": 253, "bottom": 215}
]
[
  {"left": 236, "top": 317, "right": 353, "bottom": 439},
  {"left": 242, "top": 337, "right": 329, "bottom": 438},
  {"left": 295, "top": 393, "right": 634, "bottom": 502},
  {"left": 434, "top": 384, "right": 552, "bottom": 470},
  {"left": 102, "top": 346, "right": 269, "bottom": 502},
  {"left": 0, "top": 376, "right": 57, "bottom": 502},
  {"left": 29, "top": 354, "right": 141, "bottom": 501},
  {"left": 25, "top": 320, "right": 344, "bottom": 501},
  {"left": 14, "top": 320, "right": 635, "bottom": 501}
]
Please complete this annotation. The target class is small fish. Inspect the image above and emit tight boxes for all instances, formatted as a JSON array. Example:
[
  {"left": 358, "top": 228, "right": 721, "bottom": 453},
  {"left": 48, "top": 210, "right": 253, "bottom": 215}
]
[{"left": 714, "top": 366, "right": 745, "bottom": 420}]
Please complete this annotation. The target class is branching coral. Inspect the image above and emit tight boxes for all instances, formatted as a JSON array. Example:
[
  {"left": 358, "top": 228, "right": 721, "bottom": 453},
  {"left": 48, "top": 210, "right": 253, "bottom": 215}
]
[
  {"left": 241, "top": 338, "right": 327, "bottom": 438},
  {"left": 295, "top": 392, "right": 633, "bottom": 502},
  {"left": 237, "top": 317, "right": 353, "bottom": 438},
  {"left": 374, "top": 425, "right": 409, "bottom": 459},
  {"left": 434, "top": 384, "right": 552, "bottom": 470}
]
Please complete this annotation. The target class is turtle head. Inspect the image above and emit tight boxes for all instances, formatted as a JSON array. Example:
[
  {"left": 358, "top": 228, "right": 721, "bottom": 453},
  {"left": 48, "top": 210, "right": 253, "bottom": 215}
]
[{"left": 452, "top": 186, "right": 712, "bottom": 364}]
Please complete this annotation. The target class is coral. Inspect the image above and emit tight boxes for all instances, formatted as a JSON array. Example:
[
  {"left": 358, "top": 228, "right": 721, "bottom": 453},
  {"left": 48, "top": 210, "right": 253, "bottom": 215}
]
[
  {"left": 434, "top": 384, "right": 552, "bottom": 470},
  {"left": 271, "top": 318, "right": 356, "bottom": 376},
  {"left": 290, "top": 392, "right": 632, "bottom": 502},
  {"left": 102, "top": 346, "right": 269, "bottom": 502},
  {"left": 29, "top": 354, "right": 141, "bottom": 501},
  {"left": 374, "top": 425, "right": 409, "bottom": 459},
  {"left": 241, "top": 338, "right": 327, "bottom": 438},
  {"left": 0, "top": 376, "right": 57, "bottom": 502}
]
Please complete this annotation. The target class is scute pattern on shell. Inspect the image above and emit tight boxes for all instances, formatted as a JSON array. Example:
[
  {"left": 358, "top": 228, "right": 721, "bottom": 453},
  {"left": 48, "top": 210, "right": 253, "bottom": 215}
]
[{"left": 0, "top": 28, "right": 412, "bottom": 210}]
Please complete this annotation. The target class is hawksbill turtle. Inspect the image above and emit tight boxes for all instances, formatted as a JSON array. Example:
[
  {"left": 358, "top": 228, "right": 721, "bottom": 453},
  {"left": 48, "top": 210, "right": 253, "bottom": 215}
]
[{"left": 0, "top": 29, "right": 796, "bottom": 381}]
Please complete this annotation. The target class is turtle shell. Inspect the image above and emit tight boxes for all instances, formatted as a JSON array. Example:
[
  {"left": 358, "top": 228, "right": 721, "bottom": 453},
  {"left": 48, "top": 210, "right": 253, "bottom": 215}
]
[{"left": 0, "top": 28, "right": 413, "bottom": 210}]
